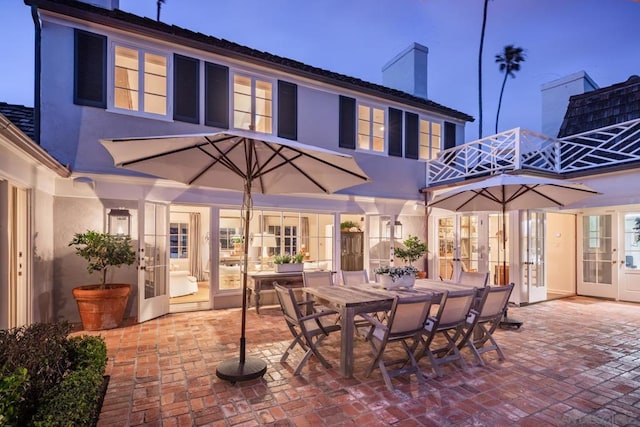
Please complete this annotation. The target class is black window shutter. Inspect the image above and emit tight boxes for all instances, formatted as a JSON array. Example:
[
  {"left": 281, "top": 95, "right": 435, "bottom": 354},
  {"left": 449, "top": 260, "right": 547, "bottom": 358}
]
[
  {"left": 388, "top": 108, "right": 403, "bottom": 157},
  {"left": 74, "top": 29, "right": 106, "bottom": 108},
  {"left": 173, "top": 54, "right": 199, "bottom": 123},
  {"left": 444, "top": 121, "right": 456, "bottom": 150},
  {"left": 277, "top": 80, "right": 297, "bottom": 140},
  {"left": 404, "top": 112, "right": 419, "bottom": 159},
  {"left": 339, "top": 95, "right": 356, "bottom": 149},
  {"left": 205, "top": 62, "right": 229, "bottom": 128}
]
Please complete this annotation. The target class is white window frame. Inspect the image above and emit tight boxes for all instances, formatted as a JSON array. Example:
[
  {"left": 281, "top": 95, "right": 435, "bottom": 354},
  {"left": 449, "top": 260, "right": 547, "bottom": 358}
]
[
  {"left": 357, "top": 102, "right": 386, "bottom": 154},
  {"left": 232, "top": 72, "right": 274, "bottom": 135},
  {"left": 419, "top": 117, "right": 443, "bottom": 160},
  {"left": 107, "top": 40, "right": 172, "bottom": 120}
]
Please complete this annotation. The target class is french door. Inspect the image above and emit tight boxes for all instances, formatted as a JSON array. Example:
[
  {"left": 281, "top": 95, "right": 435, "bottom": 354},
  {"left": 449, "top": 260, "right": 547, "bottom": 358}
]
[
  {"left": 138, "top": 201, "right": 169, "bottom": 322},
  {"left": 436, "top": 214, "right": 481, "bottom": 281},
  {"left": 618, "top": 212, "right": 640, "bottom": 302},
  {"left": 521, "top": 211, "right": 546, "bottom": 303},
  {"left": 578, "top": 213, "right": 617, "bottom": 299}
]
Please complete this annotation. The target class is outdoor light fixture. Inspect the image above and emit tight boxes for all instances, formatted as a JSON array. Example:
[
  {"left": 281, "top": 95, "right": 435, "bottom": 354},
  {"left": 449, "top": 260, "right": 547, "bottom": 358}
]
[{"left": 108, "top": 208, "right": 131, "bottom": 236}]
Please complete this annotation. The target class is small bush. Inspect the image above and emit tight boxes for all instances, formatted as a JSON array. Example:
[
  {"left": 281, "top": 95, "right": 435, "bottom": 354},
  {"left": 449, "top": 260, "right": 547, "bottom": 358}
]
[{"left": 0, "top": 323, "right": 107, "bottom": 426}]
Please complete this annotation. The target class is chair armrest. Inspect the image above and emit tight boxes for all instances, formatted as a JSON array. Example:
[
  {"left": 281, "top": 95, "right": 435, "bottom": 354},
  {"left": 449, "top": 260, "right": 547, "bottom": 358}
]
[{"left": 359, "top": 313, "right": 385, "bottom": 330}]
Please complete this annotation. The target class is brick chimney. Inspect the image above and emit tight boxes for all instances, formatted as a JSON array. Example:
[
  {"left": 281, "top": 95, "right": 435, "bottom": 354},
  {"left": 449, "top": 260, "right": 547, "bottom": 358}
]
[{"left": 382, "top": 43, "right": 429, "bottom": 100}]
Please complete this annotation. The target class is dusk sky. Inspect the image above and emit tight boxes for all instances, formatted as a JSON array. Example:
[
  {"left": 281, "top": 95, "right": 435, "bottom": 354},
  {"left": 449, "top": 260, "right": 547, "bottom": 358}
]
[{"left": 2, "top": 0, "right": 639, "bottom": 142}]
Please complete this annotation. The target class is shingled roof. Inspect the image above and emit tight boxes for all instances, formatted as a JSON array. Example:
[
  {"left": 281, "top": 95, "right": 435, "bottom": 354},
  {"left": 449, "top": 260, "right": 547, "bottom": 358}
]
[
  {"left": 558, "top": 75, "right": 640, "bottom": 138},
  {"left": 24, "top": 0, "right": 473, "bottom": 123},
  {"left": 0, "top": 102, "right": 34, "bottom": 140}
]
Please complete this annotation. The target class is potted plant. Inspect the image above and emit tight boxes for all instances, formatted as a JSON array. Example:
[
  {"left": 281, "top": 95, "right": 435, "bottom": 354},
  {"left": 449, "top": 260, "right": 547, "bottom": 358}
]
[
  {"left": 394, "top": 234, "right": 428, "bottom": 278},
  {"left": 231, "top": 235, "right": 244, "bottom": 254},
  {"left": 273, "top": 252, "right": 304, "bottom": 273},
  {"left": 69, "top": 230, "right": 137, "bottom": 331},
  {"left": 374, "top": 265, "right": 418, "bottom": 289},
  {"left": 340, "top": 220, "right": 360, "bottom": 232}
]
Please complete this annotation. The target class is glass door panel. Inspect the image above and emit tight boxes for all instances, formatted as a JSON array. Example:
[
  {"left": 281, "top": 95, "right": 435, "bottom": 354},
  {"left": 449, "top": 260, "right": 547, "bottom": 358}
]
[
  {"left": 521, "top": 211, "right": 546, "bottom": 303},
  {"left": 619, "top": 213, "right": 640, "bottom": 302},
  {"left": 578, "top": 214, "right": 616, "bottom": 299},
  {"left": 459, "top": 215, "right": 479, "bottom": 274},
  {"left": 437, "top": 216, "right": 455, "bottom": 280},
  {"left": 489, "top": 213, "right": 509, "bottom": 286},
  {"left": 138, "top": 201, "right": 169, "bottom": 322}
]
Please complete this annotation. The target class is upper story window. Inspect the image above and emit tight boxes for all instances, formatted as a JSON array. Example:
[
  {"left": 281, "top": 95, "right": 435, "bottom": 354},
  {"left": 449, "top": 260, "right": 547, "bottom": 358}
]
[
  {"left": 233, "top": 74, "right": 273, "bottom": 133},
  {"left": 358, "top": 104, "right": 385, "bottom": 153},
  {"left": 114, "top": 45, "right": 167, "bottom": 116},
  {"left": 419, "top": 118, "right": 442, "bottom": 160}
]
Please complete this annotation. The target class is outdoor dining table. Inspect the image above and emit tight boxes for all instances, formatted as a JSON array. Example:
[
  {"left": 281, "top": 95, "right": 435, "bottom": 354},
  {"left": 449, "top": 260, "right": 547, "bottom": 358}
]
[{"left": 302, "top": 279, "right": 475, "bottom": 378}]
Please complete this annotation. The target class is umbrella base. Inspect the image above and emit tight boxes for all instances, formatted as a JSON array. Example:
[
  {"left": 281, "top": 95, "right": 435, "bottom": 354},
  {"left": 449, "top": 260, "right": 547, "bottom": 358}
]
[
  {"left": 500, "top": 316, "right": 523, "bottom": 329},
  {"left": 216, "top": 357, "right": 267, "bottom": 383}
]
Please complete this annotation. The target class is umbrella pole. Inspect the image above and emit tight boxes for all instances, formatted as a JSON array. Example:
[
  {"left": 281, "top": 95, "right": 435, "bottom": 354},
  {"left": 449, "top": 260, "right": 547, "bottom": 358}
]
[
  {"left": 216, "top": 184, "right": 267, "bottom": 382},
  {"left": 499, "top": 204, "right": 523, "bottom": 329}
]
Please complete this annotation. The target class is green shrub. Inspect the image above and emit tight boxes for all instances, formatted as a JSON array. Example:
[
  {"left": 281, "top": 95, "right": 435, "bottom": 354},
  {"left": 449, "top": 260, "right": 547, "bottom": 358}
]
[
  {"left": 0, "top": 324, "right": 107, "bottom": 426},
  {"left": 0, "top": 367, "right": 28, "bottom": 426}
]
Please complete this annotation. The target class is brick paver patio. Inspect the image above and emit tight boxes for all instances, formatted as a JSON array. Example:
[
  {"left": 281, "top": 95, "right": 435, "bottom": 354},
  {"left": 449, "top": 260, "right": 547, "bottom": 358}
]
[{"left": 81, "top": 296, "right": 640, "bottom": 426}]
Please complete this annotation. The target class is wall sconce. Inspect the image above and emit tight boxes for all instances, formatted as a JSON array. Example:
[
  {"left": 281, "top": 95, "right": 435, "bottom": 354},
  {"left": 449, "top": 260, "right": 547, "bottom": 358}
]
[
  {"left": 108, "top": 208, "right": 131, "bottom": 236},
  {"left": 386, "top": 220, "right": 403, "bottom": 239}
]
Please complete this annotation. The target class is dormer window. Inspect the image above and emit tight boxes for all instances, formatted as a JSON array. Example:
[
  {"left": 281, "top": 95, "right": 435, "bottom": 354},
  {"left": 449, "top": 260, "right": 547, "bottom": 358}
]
[
  {"left": 113, "top": 44, "right": 168, "bottom": 116},
  {"left": 233, "top": 74, "right": 273, "bottom": 134},
  {"left": 358, "top": 104, "right": 385, "bottom": 153}
]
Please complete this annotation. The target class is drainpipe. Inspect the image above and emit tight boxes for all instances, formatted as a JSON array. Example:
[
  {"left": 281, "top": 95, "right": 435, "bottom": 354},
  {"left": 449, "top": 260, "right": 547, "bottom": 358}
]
[{"left": 30, "top": 5, "right": 41, "bottom": 145}]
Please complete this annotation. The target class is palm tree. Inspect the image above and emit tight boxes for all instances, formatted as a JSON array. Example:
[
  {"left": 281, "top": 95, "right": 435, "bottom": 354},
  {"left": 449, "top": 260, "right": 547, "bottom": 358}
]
[
  {"left": 478, "top": 0, "right": 490, "bottom": 139},
  {"left": 494, "top": 45, "right": 525, "bottom": 134}
]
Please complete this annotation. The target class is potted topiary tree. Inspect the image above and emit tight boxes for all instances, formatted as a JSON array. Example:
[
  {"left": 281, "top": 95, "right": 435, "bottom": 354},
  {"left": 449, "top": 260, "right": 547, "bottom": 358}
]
[
  {"left": 394, "top": 234, "right": 428, "bottom": 278},
  {"left": 69, "top": 230, "right": 137, "bottom": 331}
]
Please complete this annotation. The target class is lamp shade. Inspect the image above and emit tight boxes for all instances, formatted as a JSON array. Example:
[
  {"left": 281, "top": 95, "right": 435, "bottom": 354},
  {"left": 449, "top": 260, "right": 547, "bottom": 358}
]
[{"left": 252, "top": 233, "right": 277, "bottom": 248}]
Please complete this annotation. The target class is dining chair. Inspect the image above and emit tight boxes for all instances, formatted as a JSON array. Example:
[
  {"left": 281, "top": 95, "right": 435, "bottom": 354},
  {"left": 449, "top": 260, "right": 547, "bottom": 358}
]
[
  {"left": 418, "top": 288, "right": 478, "bottom": 377},
  {"left": 341, "top": 270, "right": 369, "bottom": 286},
  {"left": 360, "top": 294, "right": 433, "bottom": 391},
  {"left": 302, "top": 271, "right": 338, "bottom": 317},
  {"left": 456, "top": 271, "right": 489, "bottom": 287},
  {"left": 461, "top": 283, "right": 514, "bottom": 366},
  {"left": 274, "top": 283, "right": 341, "bottom": 375}
]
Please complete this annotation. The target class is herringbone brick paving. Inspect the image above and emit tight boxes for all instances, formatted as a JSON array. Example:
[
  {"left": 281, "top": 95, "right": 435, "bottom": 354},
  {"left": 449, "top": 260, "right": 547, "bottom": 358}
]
[{"left": 79, "top": 296, "right": 640, "bottom": 426}]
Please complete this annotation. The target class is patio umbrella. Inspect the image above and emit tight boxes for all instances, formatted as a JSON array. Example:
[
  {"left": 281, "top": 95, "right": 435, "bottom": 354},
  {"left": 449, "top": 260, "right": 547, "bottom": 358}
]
[
  {"left": 428, "top": 173, "right": 599, "bottom": 327},
  {"left": 101, "top": 129, "right": 370, "bottom": 382}
]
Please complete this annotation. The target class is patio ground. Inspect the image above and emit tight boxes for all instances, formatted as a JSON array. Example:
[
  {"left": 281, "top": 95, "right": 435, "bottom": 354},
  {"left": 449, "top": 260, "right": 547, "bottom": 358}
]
[{"left": 83, "top": 296, "right": 640, "bottom": 426}]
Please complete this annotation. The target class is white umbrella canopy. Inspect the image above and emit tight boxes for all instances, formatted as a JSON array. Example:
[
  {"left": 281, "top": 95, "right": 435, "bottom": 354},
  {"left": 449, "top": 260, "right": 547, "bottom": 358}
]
[
  {"left": 101, "top": 129, "right": 369, "bottom": 195},
  {"left": 101, "top": 130, "right": 370, "bottom": 381},
  {"left": 429, "top": 173, "right": 599, "bottom": 212},
  {"left": 428, "top": 173, "right": 599, "bottom": 328}
]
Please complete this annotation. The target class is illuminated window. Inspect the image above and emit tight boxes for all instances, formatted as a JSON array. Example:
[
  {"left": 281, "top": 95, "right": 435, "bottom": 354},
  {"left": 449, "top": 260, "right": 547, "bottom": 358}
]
[
  {"left": 233, "top": 74, "right": 273, "bottom": 133},
  {"left": 357, "top": 104, "right": 385, "bottom": 152},
  {"left": 114, "top": 45, "right": 167, "bottom": 115},
  {"left": 419, "top": 119, "right": 442, "bottom": 160},
  {"left": 169, "top": 222, "right": 189, "bottom": 259}
]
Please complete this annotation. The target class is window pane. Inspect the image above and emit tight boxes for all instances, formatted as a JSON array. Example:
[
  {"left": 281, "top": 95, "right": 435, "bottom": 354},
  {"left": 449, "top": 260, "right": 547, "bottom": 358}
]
[
  {"left": 357, "top": 134, "right": 370, "bottom": 150},
  {"left": 234, "top": 111, "right": 251, "bottom": 130},
  {"left": 255, "top": 115, "right": 272, "bottom": 133},
  {"left": 255, "top": 80, "right": 272, "bottom": 100},
  {"left": 145, "top": 74, "right": 166, "bottom": 96},
  {"left": 145, "top": 53, "right": 166, "bottom": 76},
  {"left": 372, "top": 137, "right": 384, "bottom": 152},
  {"left": 372, "top": 108, "right": 384, "bottom": 124},
  {"left": 358, "top": 105, "right": 369, "bottom": 120},
  {"left": 115, "top": 88, "right": 138, "bottom": 110},
  {"left": 234, "top": 75, "right": 251, "bottom": 95},
  {"left": 145, "top": 93, "right": 166, "bottom": 115}
]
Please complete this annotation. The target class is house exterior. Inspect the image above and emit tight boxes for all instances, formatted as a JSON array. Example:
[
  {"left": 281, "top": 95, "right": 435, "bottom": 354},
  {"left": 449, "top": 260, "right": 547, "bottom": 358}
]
[
  {"left": 423, "top": 72, "right": 640, "bottom": 306},
  {"left": 1, "top": 0, "right": 474, "bottom": 329}
]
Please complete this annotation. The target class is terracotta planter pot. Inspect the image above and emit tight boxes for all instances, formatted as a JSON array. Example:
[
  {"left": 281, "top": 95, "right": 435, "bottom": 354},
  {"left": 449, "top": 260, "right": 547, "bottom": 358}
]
[
  {"left": 417, "top": 271, "right": 427, "bottom": 279},
  {"left": 72, "top": 284, "right": 131, "bottom": 331}
]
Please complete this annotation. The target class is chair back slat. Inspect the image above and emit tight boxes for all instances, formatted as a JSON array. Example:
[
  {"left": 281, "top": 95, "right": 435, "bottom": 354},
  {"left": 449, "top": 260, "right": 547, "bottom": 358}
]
[
  {"left": 303, "top": 271, "right": 334, "bottom": 288},
  {"left": 457, "top": 271, "right": 489, "bottom": 287},
  {"left": 436, "top": 289, "right": 476, "bottom": 327},
  {"left": 274, "top": 283, "right": 300, "bottom": 323},
  {"left": 388, "top": 296, "right": 432, "bottom": 335},
  {"left": 478, "top": 284, "right": 514, "bottom": 319},
  {"left": 341, "top": 270, "right": 369, "bottom": 286}
]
